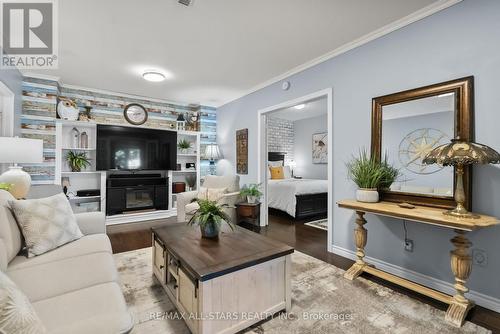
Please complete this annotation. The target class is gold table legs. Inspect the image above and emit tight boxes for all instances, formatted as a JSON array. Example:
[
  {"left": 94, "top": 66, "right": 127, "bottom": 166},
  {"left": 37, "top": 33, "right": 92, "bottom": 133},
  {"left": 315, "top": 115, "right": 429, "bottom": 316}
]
[{"left": 343, "top": 211, "right": 474, "bottom": 327}]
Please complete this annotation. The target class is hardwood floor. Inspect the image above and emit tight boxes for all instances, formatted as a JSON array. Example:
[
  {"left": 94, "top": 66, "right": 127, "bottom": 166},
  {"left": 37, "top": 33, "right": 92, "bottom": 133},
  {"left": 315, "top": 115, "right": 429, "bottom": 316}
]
[{"left": 108, "top": 213, "right": 500, "bottom": 332}]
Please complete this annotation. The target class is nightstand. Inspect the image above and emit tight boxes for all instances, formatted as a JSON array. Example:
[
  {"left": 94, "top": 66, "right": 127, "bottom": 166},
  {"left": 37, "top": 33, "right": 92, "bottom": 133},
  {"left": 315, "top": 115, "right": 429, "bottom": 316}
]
[{"left": 235, "top": 202, "right": 261, "bottom": 232}]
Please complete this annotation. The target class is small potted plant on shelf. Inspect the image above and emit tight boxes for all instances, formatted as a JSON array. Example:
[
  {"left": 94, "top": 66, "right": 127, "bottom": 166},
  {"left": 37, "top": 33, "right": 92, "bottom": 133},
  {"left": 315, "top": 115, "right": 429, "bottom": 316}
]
[
  {"left": 66, "top": 151, "right": 91, "bottom": 172},
  {"left": 240, "top": 183, "right": 262, "bottom": 204},
  {"left": 346, "top": 149, "right": 399, "bottom": 203},
  {"left": 177, "top": 139, "right": 192, "bottom": 154},
  {"left": 188, "top": 199, "right": 234, "bottom": 239}
]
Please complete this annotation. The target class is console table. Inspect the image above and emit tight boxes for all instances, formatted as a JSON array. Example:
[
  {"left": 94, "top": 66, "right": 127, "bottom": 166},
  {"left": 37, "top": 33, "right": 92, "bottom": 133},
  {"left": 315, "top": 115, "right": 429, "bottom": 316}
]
[
  {"left": 337, "top": 199, "right": 499, "bottom": 327},
  {"left": 152, "top": 224, "right": 294, "bottom": 334}
]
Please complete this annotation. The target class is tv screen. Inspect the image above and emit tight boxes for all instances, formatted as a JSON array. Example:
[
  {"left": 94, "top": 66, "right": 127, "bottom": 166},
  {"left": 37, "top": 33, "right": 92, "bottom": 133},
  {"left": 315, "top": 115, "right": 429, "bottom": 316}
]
[{"left": 96, "top": 125, "right": 177, "bottom": 171}]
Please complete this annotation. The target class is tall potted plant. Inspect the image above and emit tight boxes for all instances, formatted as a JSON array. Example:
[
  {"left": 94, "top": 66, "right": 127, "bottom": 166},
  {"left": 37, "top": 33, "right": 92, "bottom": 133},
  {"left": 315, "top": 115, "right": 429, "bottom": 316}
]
[
  {"left": 188, "top": 199, "right": 234, "bottom": 239},
  {"left": 346, "top": 149, "right": 398, "bottom": 203},
  {"left": 240, "top": 183, "right": 262, "bottom": 204}
]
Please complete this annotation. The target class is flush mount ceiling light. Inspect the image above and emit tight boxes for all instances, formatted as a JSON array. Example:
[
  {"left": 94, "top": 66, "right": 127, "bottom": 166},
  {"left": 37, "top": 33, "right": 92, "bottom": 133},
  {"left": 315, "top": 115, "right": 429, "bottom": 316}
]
[
  {"left": 294, "top": 104, "right": 306, "bottom": 110},
  {"left": 142, "top": 71, "right": 166, "bottom": 82}
]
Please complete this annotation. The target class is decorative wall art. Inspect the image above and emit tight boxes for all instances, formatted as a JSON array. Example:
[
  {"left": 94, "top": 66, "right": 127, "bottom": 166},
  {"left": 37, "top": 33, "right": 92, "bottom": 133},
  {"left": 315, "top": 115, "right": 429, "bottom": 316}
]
[
  {"left": 236, "top": 128, "right": 248, "bottom": 174},
  {"left": 312, "top": 132, "right": 327, "bottom": 164}
]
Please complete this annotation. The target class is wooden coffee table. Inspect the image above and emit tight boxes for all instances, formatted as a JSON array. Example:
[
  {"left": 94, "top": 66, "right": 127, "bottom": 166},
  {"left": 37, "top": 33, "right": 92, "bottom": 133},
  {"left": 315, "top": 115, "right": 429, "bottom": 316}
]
[{"left": 151, "top": 224, "right": 294, "bottom": 334}]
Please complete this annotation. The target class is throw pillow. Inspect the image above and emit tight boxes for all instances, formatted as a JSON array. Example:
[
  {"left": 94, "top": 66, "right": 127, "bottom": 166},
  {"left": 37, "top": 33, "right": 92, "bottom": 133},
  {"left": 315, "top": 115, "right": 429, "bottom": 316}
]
[
  {"left": 9, "top": 193, "right": 83, "bottom": 258},
  {"left": 196, "top": 187, "right": 228, "bottom": 202},
  {"left": 283, "top": 165, "right": 292, "bottom": 179},
  {"left": 270, "top": 166, "right": 284, "bottom": 180},
  {"left": 0, "top": 270, "right": 46, "bottom": 334}
]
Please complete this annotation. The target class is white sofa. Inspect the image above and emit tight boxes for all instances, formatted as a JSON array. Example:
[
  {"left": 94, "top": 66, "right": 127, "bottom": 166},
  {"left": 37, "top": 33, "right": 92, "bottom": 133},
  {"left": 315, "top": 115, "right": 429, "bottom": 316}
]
[
  {"left": 177, "top": 175, "right": 241, "bottom": 223},
  {"left": 0, "top": 190, "right": 134, "bottom": 334}
]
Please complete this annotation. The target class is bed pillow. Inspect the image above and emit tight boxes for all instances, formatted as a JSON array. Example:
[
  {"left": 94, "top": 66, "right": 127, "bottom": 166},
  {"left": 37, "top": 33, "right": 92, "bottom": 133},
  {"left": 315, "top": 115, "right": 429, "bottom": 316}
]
[
  {"left": 270, "top": 166, "right": 285, "bottom": 180},
  {"left": 0, "top": 270, "right": 47, "bottom": 334},
  {"left": 9, "top": 193, "right": 83, "bottom": 258},
  {"left": 283, "top": 166, "right": 292, "bottom": 179},
  {"left": 197, "top": 187, "right": 228, "bottom": 202},
  {"left": 268, "top": 160, "right": 283, "bottom": 167}
]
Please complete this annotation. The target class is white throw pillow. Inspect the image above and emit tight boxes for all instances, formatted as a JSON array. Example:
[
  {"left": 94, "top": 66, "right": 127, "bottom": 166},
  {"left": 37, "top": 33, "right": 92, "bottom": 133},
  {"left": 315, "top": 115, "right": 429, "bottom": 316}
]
[
  {"left": 9, "top": 193, "right": 83, "bottom": 258},
  {"left": 283, "top": 166, "right": 292, "bottom": 179},
  {"left": 197, "top": 187, "right": 228, "bottom": 202},
  {"left": 268, "top": 161, "right": 283, "bottom": 167},
  {"left": 0, "top": 270, "right": 46, "bottom": 333}
]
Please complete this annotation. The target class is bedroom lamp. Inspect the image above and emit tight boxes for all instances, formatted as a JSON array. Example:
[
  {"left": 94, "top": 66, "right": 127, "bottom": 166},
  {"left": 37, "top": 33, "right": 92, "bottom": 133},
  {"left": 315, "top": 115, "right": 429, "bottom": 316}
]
[
  {"left": 204, "top": 144, "right": 222, "bottom": 175},
  {"left": 423, "top": 138, "right": 500, "bottom": 218},
  {"left": 0, "top": 137, "right": 43, "bottom": 199}
]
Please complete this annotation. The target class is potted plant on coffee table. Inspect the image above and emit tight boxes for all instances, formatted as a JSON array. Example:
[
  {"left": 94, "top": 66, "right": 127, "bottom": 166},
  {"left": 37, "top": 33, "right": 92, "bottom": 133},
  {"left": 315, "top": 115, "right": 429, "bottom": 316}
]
[
  {"left": 66, "top": 151, "right": 91, "bottom": 172},
  {"left": 188, "top": 199, "right": 234, "bottom": 239},
  {"left": 240, "top": 183, "right": 262, "bottom": 204},
  {"left": 346, "top": 149, "right": 399, "bottom": 203}
]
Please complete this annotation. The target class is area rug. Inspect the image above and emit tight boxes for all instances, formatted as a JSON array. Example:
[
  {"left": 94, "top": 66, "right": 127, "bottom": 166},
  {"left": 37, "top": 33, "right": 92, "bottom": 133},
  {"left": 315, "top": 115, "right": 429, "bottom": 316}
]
[
  {"left": 304, "top": 218, "right": 328, "bottom": 231},
  {"left": 114, "top": 248, "right": 489, "bottom": 334}
]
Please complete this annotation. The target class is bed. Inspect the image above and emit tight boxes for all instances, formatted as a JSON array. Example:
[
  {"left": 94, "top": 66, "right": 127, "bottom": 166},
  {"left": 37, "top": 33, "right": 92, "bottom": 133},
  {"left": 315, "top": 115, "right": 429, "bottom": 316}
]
[{"left": 267, "top": 152, "right": 328, "bottom": 219}]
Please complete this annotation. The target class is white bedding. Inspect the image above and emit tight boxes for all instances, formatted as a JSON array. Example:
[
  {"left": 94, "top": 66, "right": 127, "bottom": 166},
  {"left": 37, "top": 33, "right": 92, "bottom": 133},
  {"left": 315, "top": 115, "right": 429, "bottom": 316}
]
[{"left": 267, "top": 178, "right": 328, "bottom": 217}]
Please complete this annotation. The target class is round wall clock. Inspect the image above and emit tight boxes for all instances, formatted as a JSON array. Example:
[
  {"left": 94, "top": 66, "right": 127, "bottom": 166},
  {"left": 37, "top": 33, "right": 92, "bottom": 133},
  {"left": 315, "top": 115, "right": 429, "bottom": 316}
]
[
  {"left": 398, "top": 128, "right": 450, "bottom": 175},
  {"left": 124, "top": 103, "right": 148, "bottom": 125}
]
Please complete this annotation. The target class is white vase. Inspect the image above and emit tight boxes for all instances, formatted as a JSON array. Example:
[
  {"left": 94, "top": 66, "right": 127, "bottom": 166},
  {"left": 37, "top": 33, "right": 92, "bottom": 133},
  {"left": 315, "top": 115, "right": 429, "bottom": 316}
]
[
  {"left": 0, "top": 166, "right": 32, "bottom": 199},
  {"left": 247, "top": 196, "right": 257, "bottom": 204},
  {"left": 356, "top": 188, "right": 379, "bottom": 203}
]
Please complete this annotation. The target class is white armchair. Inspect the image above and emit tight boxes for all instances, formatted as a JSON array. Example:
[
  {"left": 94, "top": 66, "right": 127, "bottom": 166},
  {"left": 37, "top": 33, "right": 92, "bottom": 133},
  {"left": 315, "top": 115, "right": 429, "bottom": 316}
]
[{"left": 177, "top": 175, "right": 241, "bottom": 223}]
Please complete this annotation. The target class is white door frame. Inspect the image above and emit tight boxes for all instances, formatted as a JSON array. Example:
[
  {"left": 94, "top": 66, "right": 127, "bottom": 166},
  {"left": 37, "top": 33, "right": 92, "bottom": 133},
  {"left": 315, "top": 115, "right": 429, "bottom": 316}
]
[
  {"left": 0, "top": 80, "right": 15, "bottom": 137},
  {"left": 257, "top": 88, "right": 333, "bottom": 252}
]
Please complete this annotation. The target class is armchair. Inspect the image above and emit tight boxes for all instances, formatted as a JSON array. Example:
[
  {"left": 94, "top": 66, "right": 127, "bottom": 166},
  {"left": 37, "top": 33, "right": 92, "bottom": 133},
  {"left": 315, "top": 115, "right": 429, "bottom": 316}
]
[{"left": 177, "top": 175, "right": 241, "bottom": 223}]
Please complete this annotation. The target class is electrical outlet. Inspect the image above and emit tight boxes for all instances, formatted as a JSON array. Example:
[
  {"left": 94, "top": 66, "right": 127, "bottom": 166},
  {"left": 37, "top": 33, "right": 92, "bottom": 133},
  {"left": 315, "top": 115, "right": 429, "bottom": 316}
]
[
  {"left": 472, "top": 249, "right": 487, "bottom": 267},
  {"left": 404, "top": 239, "right": 414, "bottom": 252}
]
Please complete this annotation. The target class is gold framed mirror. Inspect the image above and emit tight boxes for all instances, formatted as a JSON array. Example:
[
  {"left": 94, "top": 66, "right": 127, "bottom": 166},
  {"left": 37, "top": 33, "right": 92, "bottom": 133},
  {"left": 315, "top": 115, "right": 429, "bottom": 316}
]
[{"left": 371, "top": 76, "right": 474, "bottom": 209}]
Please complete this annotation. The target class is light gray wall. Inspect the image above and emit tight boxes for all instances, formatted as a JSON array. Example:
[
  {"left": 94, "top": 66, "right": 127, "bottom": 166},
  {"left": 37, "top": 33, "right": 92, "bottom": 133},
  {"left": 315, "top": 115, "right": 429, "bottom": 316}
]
[
  {"left": 218, "top": 0, "right": 500, "bottom": 299},
  {"left": 294, "top": 114, "right": 327, "bottom": 179},
  {"left": 0, "top": 50, "right": 23, "bottom": 136}
]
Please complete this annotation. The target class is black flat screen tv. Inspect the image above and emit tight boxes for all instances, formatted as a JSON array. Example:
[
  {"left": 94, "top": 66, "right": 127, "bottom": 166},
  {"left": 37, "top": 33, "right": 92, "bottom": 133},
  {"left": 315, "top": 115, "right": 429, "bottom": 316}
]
[{"left": 96, "top": 125, "right": 177, "bottom": 171}]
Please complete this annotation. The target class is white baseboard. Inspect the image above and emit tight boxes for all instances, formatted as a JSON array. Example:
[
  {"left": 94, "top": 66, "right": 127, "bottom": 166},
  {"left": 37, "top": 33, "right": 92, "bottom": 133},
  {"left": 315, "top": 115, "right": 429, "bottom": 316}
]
[{"left": 331, "top": 245, "right": 500, "bottom": 313}]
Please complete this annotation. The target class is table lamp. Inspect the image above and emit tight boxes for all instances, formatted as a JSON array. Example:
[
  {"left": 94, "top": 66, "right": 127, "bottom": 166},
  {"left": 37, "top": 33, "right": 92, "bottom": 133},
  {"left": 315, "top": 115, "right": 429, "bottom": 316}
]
[
  {"left": 0, "top": 137, "right": 43, "bottom": 199},
  {"left": 423, "top": 138, "right": 500, "bottom": 218},
  {"left": 203, "top": 144, "right": 222, "bottom": 175}
]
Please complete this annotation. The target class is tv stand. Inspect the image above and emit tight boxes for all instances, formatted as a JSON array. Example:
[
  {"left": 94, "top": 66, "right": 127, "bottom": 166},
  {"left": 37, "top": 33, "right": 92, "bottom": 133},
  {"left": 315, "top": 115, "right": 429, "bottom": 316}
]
[{"left": 106, "top": 173, "right": 168, "bottom": 216}]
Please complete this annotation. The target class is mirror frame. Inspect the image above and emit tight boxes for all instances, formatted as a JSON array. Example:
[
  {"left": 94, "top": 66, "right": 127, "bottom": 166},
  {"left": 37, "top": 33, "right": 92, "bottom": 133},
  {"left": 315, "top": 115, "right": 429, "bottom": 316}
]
[{"left": 371, "top": 76, "right": 474, "bottom": 209}]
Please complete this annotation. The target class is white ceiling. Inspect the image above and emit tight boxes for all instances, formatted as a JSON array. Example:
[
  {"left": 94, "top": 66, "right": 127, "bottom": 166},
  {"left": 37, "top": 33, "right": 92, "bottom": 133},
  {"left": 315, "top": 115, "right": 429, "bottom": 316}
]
[
  {"left": 271, "top": 98, "right": 327, "bottom": 121},
  {"left": 26, "top": 0, "right": 442, "bottom": 107}
]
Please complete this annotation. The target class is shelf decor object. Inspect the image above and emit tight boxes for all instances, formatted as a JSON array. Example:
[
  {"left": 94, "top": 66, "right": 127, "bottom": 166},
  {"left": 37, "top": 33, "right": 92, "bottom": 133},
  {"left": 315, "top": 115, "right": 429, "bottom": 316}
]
[
  {"left": 66, "top": 151, "right": 91, "bottom": 172},
  {"left": 123, "top": 103, "right": 148, "bottom": 125},
  {"left": 176, "top": 113, "right": 186, "bottom": 131},
  {"left": 423, "top": 138, "right": 500, "bottom": 218},
  {"left": 203, "top": 144, "right": 222, "bottom": 175},
  {"left": 0, "top": 137, "right": 43, "bottom": 199}
]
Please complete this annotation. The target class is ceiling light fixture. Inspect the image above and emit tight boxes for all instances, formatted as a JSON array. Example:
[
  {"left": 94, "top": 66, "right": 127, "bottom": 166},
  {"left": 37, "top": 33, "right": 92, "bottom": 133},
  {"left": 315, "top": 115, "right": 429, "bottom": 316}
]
[
  {"left": 142, "top": 71, "right": 166, "bottom": 82},
  {"left": 294, "top": 104, "right": 306, "bottom": 110}
]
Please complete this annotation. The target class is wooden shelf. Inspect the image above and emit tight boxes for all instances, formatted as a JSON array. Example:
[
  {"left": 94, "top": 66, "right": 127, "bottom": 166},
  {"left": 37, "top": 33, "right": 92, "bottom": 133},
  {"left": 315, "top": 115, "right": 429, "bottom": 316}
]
[
  {"left": 56, "top": 120, "right": 97, "bottom": 127},
  {"left": 62, "top": 147, "right": 96, "bottom": 151},
  {"left": 172, "top": 170, "right": 196, "bottom": 173},
  {"left": 177, "top": 153, "right": 197, "bottom": 157},
  {"left": 61, "top": 171, "right": 102, "bottom": 175}
]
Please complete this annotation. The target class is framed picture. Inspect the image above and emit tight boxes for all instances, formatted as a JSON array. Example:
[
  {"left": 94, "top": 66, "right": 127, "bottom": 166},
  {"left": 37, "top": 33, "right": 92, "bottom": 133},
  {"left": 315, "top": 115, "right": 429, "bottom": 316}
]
[
  {"left": 312, "top": 132, "right": 327, "bottom": 164},
  {"left": 236, "top": 128, "right": 248, "bottom": 174}
]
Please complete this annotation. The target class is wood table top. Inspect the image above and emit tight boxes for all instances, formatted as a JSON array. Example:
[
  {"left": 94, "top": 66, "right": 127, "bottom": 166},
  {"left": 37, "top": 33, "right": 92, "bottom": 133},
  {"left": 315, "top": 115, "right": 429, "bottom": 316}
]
[
  {"left": 337, "top": 199, "right": 500, "bottom": 231},
  {"left": 152, "top": 224, "right": 294, "bottom": 281}
]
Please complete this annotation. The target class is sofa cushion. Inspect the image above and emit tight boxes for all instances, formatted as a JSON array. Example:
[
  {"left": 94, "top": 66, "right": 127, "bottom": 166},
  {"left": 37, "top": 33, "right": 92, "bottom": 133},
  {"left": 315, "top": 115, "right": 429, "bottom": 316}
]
[
  {"left": 7, "top": 234, "right": 112, "bottom": 272},
  {"left": 203, "top": 175, "right": 240, "bottom": 193},
  {"left": 7, "top": 252, "right": 118, "bottom": 302},
  {"left": 196, "top": 187, "right": 227, "bottom": 201},
  {"left": 9, "top": 193, "right": 83, "bottom": 258},
  {"left": 0, "top": 239, "right": 7, "bottom": 272},
  {"left": 0, "top": 269, "right": 46, "bottom": 334},
  {"left": 33, "top": 282, "right": 133, "bottom": 334},
  {"left": 0, "top": 190, "right": 23, "bottom": 265}
]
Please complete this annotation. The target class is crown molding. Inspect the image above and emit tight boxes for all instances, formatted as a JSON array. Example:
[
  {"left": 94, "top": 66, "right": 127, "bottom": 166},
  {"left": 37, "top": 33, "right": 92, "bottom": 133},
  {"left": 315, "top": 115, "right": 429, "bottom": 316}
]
[
  {"left": 219, "top": 0, "right": 463, "bottom": 108},
  {"left": 20, "top": 72, "right": 60, "bottom": 83}
]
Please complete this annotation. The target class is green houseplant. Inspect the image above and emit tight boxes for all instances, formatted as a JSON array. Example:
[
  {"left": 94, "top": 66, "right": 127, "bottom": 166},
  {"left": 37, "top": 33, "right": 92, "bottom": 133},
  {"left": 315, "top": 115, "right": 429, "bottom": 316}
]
[
  {"left": 66, "top": 151, "right": 91, "bottom": 172},
  {"left": 188, "top": 199, "right": 234, "bottom": 239},
  {"left": 177, "top": 139, "right": 192, "bottom": 153},
  {"left": 240, "top": 183, "right": 262, "bottom": 204},
  {"left": 0, "top": 183, "right": 11, "bottom": 191},
  {"left": 346, "top": 149, "right": 398, "bottom": 203}
]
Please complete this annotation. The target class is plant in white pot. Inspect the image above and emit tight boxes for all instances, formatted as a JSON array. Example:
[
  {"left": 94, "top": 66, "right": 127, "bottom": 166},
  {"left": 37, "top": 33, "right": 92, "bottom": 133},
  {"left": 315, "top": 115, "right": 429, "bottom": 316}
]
[
  {"left": 346, "top": 149, "right": 399, "bottom": 203},
  {"left": 240, "top": 183, "right": 262, "bottom": 204}
]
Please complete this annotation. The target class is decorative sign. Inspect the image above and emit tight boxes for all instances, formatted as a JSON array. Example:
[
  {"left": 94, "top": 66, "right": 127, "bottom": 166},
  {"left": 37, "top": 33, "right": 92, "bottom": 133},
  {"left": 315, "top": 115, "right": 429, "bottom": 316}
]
[
  {"left": 312, "top": 132, "right": 327, "bottom": 164},
  {"left": 236, "top": 128, "right": 248, "bottom": 174}
]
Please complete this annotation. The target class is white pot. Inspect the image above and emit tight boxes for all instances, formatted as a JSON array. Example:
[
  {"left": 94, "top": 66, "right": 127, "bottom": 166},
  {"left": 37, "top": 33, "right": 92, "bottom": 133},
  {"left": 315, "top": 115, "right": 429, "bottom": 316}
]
[
  {"left": 0, "top": 166, "right": 32, "bottom": 199},
  {"left": 356, "top": 188, "right": 379, "bottom": 203},
  {"left": 247, "top": 196, "right": 257, "bottom": 204}
]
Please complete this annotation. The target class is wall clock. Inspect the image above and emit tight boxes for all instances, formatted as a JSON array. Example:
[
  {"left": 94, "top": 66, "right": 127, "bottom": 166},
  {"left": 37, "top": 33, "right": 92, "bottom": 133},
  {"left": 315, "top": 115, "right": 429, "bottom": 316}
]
[
  {"left": 124, "top": 103, "right": 148, "bottom": 125},
  {"left": 398, "top": 128, "right": 450, "bottom": 175}
]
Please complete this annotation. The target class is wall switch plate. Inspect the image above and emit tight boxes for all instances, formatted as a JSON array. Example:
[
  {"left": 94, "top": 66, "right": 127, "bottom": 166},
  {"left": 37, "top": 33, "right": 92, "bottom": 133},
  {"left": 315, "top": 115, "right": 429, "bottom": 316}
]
[
  {"left": 472, "top": 249, "right": 487, "bottom": 267},
  {"left": 404, "top": 239, "right": 414, "bottom": 252}
]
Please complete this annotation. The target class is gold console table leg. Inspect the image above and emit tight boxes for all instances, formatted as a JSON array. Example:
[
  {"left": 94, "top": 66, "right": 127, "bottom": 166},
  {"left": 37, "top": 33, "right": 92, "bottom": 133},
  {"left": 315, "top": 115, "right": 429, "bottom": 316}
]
[
  {"left": 445, "top": 230, "right": 474, "bottom": 327},
  {"left": 344, "top": 211, "right": 367, "bottom": 280}
]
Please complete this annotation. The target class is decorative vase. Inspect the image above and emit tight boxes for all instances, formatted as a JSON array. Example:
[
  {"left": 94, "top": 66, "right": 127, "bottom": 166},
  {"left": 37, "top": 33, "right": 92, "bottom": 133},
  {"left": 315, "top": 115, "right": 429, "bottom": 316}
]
[
  {"left": 200, "top": 221, "right": 219, "bottom": 239},
  {"left": 247, "top": 195, "right": 257, "bottom": 204},
  {"left": 356, "top": 188, "right": 379, "bottom": 203},
  {"left": 57, "top": 100, "right": 79, "bottom": 121}
]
